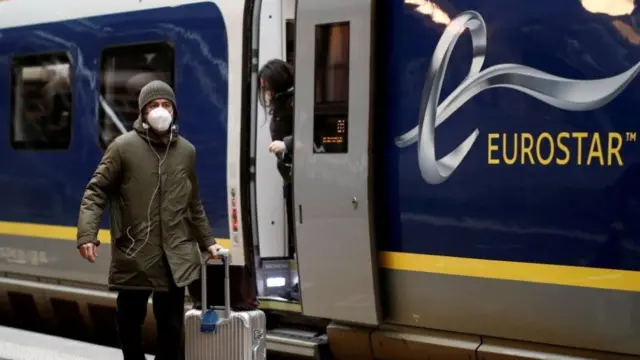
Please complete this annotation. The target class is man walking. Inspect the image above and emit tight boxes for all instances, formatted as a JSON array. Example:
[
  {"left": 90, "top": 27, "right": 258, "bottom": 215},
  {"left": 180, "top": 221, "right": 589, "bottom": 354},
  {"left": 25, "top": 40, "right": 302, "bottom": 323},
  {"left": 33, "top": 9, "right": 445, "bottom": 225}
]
[{"left": 76, "top": 80, "right": 222, "bottom": 360}]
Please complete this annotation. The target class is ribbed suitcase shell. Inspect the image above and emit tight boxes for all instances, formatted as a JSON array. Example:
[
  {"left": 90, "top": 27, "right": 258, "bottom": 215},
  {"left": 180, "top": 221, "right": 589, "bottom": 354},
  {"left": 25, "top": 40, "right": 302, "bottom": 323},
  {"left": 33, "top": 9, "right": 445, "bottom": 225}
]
[
  {"left": 185, "top": 251, "right": 266, "bottom": 360},
  {"left": 184, "top": 308, "right": 266, "bottom": 360}
]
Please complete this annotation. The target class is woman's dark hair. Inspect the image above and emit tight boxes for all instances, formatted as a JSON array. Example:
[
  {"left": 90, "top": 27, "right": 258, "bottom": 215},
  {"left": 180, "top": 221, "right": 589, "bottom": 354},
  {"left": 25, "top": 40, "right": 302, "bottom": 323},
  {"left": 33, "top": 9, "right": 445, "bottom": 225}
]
[{"left": 258, "top": 59, "right": 294, "bottom": 122}]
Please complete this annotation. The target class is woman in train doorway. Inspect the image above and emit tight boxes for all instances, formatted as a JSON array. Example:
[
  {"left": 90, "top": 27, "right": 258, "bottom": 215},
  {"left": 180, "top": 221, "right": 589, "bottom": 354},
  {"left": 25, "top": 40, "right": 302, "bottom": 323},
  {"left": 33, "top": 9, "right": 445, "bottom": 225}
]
[{"left": 258, "top": 59, "right": 299, "bottom": 301}]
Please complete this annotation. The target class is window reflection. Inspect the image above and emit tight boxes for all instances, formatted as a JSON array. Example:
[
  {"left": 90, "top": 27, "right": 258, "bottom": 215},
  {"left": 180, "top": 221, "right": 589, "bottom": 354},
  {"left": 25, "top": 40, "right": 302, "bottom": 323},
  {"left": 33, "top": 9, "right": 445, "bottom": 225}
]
[
  {"left": 11, "top": 53, "right": 72, "bottom": 150},
  {"left": 315, "top": 23, "right": 350, "bottom": 104},
  {"left": 98, "top": 42, "right": 174, "bottom": 149}
]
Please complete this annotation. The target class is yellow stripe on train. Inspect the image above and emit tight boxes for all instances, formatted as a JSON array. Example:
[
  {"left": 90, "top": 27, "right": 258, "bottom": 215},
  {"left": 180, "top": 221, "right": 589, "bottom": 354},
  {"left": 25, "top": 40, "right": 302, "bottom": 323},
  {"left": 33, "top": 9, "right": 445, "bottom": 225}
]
[
  {"left": 1, "top": 221, "right": 639, "bottom": 292},
  {"left": 379, "top": 251, "right": 640, "bottom": 292}
]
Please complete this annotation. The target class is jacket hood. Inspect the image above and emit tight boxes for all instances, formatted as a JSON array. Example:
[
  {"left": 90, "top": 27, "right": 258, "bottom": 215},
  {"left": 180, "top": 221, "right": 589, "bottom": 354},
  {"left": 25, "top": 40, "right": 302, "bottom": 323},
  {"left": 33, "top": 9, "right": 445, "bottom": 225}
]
[{"left": 133, "top": 117, "right": 179, "bottom": 146}]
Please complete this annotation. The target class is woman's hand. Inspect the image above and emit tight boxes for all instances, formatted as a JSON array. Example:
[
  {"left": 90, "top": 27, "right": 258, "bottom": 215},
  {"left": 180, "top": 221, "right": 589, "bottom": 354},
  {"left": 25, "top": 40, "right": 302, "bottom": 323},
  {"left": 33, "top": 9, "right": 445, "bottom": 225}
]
[{"left": 268, "top": 140, "right": 286, "bottom": 154}]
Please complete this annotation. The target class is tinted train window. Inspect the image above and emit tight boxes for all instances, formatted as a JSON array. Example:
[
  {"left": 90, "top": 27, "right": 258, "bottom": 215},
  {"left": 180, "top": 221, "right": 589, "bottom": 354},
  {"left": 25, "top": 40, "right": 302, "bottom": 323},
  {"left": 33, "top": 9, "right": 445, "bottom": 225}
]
[
  {"left": 286, "top": 20, "right": 296, "bottom": 66},
  {"left": 313, "top": 22, "right": 350, "bottom": 154},
  {"left": 11, "top": 53, "right": 73, "bottom": 150},
  {"left": 98, "top": 42, "right": 174, "bottom": 149}
]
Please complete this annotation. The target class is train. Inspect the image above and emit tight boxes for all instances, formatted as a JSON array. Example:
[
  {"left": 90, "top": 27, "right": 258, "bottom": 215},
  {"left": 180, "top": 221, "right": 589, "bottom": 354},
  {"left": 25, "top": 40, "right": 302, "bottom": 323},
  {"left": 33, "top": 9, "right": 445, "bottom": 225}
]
[{"left": 1, "top": 0, "right": 640, "bottom": 358}]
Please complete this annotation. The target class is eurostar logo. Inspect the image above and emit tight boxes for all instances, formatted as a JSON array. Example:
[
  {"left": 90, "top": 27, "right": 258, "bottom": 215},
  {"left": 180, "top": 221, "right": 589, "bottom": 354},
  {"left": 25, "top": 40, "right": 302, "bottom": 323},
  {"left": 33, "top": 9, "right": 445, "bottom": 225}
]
[{"left": 395, "top": 11, "right": 640, "bottom": 185}]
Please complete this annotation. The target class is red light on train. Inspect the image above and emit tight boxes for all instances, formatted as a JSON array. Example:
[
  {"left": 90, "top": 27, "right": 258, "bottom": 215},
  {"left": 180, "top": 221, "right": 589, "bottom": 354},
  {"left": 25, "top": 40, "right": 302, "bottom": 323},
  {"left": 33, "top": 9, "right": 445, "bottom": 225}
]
[{"left": 230, "top": 190, "right": 239, "bottom": 232}]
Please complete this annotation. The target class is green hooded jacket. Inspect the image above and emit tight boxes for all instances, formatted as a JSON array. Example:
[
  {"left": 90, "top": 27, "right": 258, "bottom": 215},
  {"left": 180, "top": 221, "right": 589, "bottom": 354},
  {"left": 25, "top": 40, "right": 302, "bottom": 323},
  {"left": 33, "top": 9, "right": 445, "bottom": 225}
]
[{"left": 76, "top": 118, "right": 216, "bottom": 291}]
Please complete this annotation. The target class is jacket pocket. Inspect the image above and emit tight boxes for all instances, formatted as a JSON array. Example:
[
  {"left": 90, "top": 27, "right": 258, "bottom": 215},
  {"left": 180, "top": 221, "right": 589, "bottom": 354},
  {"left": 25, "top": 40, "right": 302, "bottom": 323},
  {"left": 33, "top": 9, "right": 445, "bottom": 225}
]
[{"left": 111, "top": 235, "right": 143, "bottom": 274}]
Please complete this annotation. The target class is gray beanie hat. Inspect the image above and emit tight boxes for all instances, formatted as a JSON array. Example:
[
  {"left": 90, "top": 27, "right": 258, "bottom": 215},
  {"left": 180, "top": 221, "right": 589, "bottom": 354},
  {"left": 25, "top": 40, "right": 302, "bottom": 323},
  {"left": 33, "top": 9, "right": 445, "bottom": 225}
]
[{"left": 138, "top": 80, "right": 176, "bottom": 112}]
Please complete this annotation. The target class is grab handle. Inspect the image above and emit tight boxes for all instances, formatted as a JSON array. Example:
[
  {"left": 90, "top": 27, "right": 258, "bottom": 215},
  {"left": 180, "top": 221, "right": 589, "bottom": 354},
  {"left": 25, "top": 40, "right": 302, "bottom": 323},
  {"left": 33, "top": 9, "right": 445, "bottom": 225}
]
[{"left": 200, "top": 248, "right": 231, "bottom": 319}]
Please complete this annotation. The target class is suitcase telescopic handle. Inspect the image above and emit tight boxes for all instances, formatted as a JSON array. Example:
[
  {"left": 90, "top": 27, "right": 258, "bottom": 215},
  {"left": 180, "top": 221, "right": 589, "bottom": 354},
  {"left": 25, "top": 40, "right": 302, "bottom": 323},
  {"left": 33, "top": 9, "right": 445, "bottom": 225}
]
[{"left": 200, "top": 248, "right": 231, "bottom": 319}]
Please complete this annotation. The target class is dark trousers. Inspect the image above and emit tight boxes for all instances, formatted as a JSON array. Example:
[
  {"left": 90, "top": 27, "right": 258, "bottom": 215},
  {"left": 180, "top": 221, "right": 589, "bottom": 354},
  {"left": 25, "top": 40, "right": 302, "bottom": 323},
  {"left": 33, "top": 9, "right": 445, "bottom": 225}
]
[{"left": 116, "top": 284, "right": 186, "bottom": 360}]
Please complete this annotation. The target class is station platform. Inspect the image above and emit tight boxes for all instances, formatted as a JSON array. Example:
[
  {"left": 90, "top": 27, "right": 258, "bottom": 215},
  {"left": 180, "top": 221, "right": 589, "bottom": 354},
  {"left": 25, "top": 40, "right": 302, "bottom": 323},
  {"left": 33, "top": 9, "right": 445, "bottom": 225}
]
[{"left": 0, "top": 325, "right": 152, "bottom": 360}]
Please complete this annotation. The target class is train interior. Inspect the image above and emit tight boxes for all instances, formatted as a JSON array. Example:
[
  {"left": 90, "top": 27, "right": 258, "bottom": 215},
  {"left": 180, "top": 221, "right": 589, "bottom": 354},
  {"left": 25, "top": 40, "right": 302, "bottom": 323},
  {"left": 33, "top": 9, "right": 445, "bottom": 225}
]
[{"left": 250, "top": 0, "right": 301, "bottom": 308}]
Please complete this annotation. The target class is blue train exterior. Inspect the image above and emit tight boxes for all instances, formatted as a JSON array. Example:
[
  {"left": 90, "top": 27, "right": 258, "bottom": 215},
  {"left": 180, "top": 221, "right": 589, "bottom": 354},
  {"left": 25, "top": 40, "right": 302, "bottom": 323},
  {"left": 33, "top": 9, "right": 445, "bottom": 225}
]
[
  {"left": 375, "top": 0, "right": 640, "bottom": 356},
  {"left": 0, "top": 3, "right": 230, "bottom": 240},
  {"left": 382, "top": 0, "right": 640, "bottom": 272}
]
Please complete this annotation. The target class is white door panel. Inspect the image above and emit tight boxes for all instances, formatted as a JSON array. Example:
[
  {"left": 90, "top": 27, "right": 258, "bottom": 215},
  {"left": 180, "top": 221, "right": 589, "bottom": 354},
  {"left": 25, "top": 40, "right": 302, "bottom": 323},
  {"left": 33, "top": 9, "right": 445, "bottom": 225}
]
[{"left": 293, "top": 0, "right": 380, "bottom": 325}]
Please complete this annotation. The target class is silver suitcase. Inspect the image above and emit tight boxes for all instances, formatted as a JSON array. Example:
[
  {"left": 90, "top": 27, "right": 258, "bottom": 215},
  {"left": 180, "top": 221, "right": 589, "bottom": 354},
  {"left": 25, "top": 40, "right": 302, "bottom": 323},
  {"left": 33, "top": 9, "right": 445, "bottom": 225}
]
[{"left": 185, "top": 250, "right": 266, "bottom": 360}]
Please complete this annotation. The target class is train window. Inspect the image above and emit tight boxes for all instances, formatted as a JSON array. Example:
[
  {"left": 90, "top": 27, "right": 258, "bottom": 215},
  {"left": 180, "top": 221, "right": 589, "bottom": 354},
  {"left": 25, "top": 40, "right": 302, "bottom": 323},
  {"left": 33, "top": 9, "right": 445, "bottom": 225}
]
[
  {"left": 98, "top": 42, "right": 174, "bottom": 149},
  {"left": 10, "top": 52, "right": 73, "bottom": 150},
  {"left": 313, "top": 22, "right": 350, "bottom": 154}
]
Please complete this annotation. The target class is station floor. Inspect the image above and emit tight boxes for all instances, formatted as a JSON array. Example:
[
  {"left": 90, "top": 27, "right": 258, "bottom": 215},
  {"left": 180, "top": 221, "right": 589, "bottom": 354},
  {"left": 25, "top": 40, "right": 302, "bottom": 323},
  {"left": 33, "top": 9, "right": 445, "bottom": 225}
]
[
  {"left": 0, "top": 325, "right": 153, "bottom": 360},
  {"left": 0, "top": 325, "right": 307, "bottom": 360}
]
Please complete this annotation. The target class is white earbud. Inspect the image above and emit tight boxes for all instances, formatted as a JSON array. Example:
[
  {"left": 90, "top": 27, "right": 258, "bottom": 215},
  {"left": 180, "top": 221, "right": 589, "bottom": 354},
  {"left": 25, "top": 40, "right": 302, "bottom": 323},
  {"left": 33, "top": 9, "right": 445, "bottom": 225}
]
[{"left": 125, "top": 123, "right": 174, "bottom": 258}]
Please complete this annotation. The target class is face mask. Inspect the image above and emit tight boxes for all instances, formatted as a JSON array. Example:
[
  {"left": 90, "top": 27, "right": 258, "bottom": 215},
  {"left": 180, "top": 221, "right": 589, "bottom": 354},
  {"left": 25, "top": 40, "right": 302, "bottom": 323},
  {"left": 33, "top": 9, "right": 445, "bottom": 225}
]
[{"left": 147, "top": 107, "right": 173, "bottom": 132}]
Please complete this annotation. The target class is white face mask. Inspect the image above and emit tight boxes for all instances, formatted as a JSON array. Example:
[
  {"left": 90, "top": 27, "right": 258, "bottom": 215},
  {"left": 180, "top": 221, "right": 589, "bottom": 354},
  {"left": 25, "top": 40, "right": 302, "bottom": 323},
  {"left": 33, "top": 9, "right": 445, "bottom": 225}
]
[{"left": 147, "top": 107, "right": 173, "bottom": 132}]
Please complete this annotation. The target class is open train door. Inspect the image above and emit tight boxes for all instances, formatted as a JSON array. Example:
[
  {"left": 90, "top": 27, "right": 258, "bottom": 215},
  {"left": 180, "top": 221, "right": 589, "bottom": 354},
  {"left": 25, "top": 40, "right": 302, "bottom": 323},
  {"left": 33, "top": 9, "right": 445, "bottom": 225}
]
[{"left": 293, "top": 0, "right": 381, "bottom": 325}]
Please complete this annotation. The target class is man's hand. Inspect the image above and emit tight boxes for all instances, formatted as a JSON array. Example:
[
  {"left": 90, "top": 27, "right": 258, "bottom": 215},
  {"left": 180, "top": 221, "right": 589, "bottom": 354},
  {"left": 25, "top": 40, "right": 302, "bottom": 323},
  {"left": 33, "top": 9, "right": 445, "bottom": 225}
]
[
  {"left": 79, "top": 243, "right": 98, "bottom": 263},
  {"left": 207, "top": 244, "right": 224, "bottom": 259}
]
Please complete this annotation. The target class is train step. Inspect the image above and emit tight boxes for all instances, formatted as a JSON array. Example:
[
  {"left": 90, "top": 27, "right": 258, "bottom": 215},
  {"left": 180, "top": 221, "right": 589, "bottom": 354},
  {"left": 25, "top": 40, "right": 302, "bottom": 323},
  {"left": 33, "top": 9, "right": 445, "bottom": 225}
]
[{"left": 266, "top": 328, "right": 330, "bottom": 359}]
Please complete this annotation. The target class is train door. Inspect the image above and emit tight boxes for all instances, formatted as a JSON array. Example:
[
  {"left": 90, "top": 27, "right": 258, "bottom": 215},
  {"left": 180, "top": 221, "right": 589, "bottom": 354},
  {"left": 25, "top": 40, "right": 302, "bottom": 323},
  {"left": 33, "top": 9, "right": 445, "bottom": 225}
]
[
  {"left": 292, "top": 0, "right": 381, "bottom": 324},
  {"left": 249, "top": 0, "right": 300, "bottom": 304}
]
